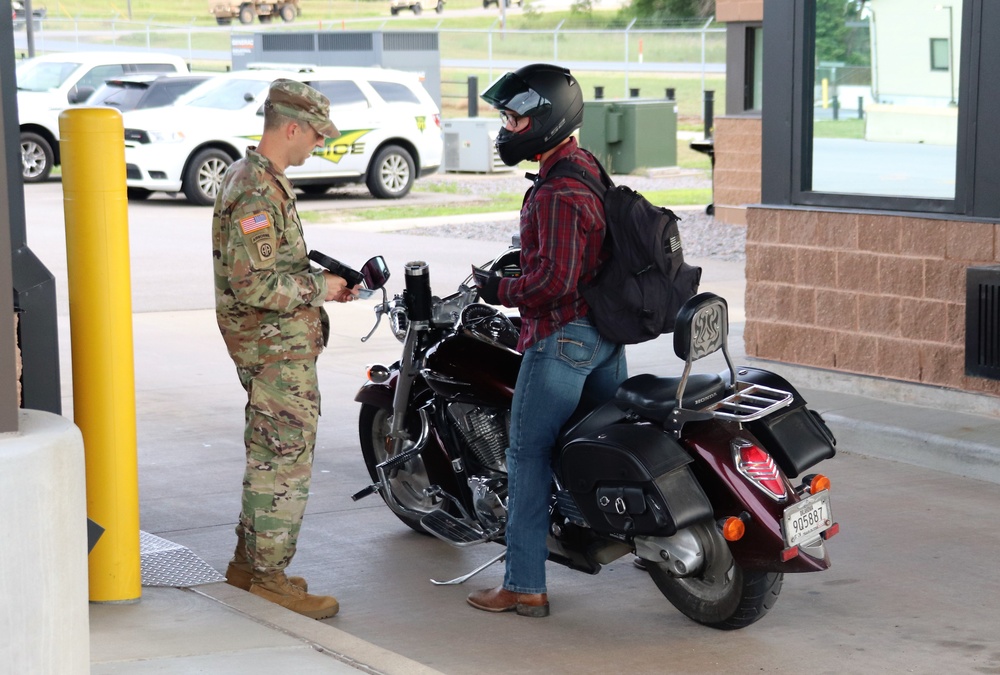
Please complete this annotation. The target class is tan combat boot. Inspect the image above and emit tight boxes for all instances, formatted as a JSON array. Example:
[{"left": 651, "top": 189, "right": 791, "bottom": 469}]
[
  {"left": 225, "top": 531, "right": 308, "bottom": 592},
  {"left": 249, "top": 571, "right": 340, "bottom": 620}
]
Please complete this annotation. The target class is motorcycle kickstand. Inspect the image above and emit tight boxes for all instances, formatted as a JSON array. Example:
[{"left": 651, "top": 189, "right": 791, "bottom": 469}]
[{"left": 430, "top": 549, "right": 506, "bottom": 586}]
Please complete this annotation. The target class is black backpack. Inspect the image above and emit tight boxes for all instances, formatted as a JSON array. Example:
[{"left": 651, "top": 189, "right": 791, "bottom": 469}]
[{"left": 533, "top": 155, "right": 702, "bottom": 345}]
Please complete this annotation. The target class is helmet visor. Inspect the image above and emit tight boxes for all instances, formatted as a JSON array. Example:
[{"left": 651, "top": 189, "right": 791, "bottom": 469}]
[{"left": 481, "top": 72, "right": 551, "bottom": 117}]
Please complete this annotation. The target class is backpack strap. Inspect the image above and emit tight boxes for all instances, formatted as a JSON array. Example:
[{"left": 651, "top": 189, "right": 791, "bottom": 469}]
[{"left": 529, "top": 151, "right": 614, "bottom": 200}]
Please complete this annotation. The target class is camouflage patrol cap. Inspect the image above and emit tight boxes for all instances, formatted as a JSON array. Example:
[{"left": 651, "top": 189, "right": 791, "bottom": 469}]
[{"left": 267, "top": 78, "right": 340, "bottom": 139}]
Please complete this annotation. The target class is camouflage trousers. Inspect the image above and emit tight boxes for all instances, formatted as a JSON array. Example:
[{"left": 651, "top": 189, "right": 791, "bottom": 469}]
[{"left": 235, "top": 358, "right": 320, "bottom": 574}]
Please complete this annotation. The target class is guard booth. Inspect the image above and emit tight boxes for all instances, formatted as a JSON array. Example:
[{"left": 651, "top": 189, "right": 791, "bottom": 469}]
[{"left": 231, "top": 30, "right": 442, "bottom": 107}]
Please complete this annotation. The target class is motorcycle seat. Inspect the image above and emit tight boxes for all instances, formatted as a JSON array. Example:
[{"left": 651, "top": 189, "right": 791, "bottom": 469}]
[{"left": 615, "top": 373, "right": 727, "bottom": 424}]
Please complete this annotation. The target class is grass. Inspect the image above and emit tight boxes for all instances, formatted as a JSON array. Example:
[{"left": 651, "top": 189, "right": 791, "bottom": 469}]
[
  {"left": 29, "top": 1, "right": 727, "bottom": 124},
  {"left": 301, "top": 186, "right": 712, "bottom": 223},
  {"left": 814, "top": 118, "right": 865, "bottom": 139}
]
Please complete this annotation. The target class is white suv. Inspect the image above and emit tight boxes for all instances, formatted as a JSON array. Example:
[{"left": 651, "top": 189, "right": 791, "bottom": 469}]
[
  {"left": 121, "top": 66, "right": 443, "bottom": 205},
  {"left": 16, "top": 51, "right": 189, "bottom": 182}
]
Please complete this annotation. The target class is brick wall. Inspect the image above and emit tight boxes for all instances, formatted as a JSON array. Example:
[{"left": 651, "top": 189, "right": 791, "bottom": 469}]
[
  {"left": 717, "top": 0, "right": 763, "bottom": 22},
  {"left": 713, "top": 116, "right": 762, "bottom": 226},
  {"left": 744, "top": 207, "right": 1000, "bottom": 396}
]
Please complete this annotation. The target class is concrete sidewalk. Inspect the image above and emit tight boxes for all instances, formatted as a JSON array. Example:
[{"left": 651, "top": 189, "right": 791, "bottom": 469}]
[{"left": 84, "top": 216, "right": 1000, "bottom": 674}]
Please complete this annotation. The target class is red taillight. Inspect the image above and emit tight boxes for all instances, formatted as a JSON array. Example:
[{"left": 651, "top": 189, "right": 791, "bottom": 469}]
[{"left": 734, "top": 441, "right": 788, "bottom": 501}]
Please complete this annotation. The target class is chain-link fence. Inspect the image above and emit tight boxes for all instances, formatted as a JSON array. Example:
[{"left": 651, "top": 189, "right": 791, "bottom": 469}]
[{"left": 12, "top": 18, "right": 724, "bottom": 79}]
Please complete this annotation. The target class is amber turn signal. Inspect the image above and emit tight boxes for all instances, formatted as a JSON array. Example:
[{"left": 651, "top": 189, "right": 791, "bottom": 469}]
[
  {"left": 366, "top": 364, "right": 390, "bottom": 383},
  {"left": 721, "top": 516, "right": 746, "bottom": 542},
  {"left": 809, "top": 474, "right": 831, "bottom": 494}
]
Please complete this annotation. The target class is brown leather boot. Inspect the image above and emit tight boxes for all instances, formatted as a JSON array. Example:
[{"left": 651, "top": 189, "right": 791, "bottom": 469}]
[
  {"left": 225, "top": 530, "right": 307, "bottom": 591},
  {"left": 249, "top": 571, "right": 340, "bottom": 620},
  {"left": 225, "top": 561, "right": 308, "bottom": 592},
  {"left": 467, "top": 585, "right": 549, "bottom": 617}
]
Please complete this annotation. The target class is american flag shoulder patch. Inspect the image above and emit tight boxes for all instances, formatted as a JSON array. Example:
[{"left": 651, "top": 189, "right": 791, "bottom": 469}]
[{"left": 240, "top": 212, "right": 271, "bottom": 234}]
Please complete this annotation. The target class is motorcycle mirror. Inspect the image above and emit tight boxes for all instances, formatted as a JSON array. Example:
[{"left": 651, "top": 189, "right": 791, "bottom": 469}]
[{"left": 361, "top": 256, "right": 391, "bottom": 291}]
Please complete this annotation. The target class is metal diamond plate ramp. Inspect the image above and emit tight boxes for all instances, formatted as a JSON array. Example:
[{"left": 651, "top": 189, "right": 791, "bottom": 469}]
[{"left": 140, "top": 530, "right": 225, "bottom": 587}]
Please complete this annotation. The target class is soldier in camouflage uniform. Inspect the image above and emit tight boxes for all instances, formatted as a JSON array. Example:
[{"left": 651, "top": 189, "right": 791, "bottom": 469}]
[{"left": 212, "top": 79, "right": 356, "bottom": 620}]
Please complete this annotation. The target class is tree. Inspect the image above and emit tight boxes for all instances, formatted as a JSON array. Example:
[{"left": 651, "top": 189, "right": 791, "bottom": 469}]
[
  {"left": 628, "top": 0, "right": 714, "bottom": 22},
  {"left": 815, "top": 0, "right": 870, "bottom": 66}
]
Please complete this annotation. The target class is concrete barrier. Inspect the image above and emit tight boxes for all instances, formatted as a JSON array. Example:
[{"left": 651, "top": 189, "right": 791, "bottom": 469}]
[{"left": 0, "top": 410, "right": 89, "bottom": 674}]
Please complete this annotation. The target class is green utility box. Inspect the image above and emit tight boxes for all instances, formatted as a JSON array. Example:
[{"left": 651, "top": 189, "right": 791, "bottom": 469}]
[{"left": 580, "top": 99, "right": 677, "bottom": 174}]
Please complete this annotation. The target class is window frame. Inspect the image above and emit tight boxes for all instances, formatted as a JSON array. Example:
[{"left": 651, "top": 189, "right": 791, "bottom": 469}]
[
  {"left": 760, "top": 0, "right": 991, "bottom": 217},
  {"left": 725, "top": 21, "right": 764, "bottom": 117}
]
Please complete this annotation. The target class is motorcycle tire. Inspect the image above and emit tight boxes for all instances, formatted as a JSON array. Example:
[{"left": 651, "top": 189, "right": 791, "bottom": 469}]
[
  {"left": 646, "top": 523, "right": 783, "bottom": 630},
  {"left": 358, "top": 403, "right": 439, "bottom": 535}
]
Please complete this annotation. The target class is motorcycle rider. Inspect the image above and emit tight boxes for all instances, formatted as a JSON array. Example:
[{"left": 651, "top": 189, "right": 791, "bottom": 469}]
[{"left": 468, "top": 63, "right": 628, "bottom": 617}]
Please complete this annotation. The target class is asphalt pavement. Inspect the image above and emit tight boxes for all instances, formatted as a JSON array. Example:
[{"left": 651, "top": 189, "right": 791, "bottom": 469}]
[{"left": 17, "top": 179, "right": 1000, "bottom": 674}]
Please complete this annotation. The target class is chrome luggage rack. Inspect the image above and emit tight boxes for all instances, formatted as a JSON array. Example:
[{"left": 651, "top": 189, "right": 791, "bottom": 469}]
[
  {"left": 704, "top": 382, "right": 793, "bottom": 422},
  {"left": 670, "top": 293, "right": 795, "bottom": 428}
]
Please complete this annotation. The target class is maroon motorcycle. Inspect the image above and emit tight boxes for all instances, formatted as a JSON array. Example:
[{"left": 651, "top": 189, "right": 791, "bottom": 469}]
[{"left": 350, "top": 243, "right": 840, "bottom": 629}]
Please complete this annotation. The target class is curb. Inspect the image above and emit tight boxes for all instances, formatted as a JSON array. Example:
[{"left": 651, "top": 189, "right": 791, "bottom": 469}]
[{"left": 194, "top": 583, "right": 447, "bottom": 675}]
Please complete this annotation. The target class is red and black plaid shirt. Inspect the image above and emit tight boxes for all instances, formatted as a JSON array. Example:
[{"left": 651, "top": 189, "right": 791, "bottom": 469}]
[{"left": 498, "top": 137, "right": 607, "bottom": 351}]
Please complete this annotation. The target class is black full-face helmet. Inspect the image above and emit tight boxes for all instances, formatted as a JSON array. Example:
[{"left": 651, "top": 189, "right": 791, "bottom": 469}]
[{"left": 480, "top": 63, "right": 584, "bottom": 166}]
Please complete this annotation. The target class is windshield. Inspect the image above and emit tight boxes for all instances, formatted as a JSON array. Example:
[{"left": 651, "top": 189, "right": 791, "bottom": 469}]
[
  {"left": 182, "top": 78, "right": 268, "bottom": 111},
  {"left": 16, "top": 60, "right": 82, "bottom": 92}
]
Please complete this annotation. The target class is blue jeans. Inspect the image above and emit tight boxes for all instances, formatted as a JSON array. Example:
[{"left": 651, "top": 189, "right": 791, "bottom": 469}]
[{"left": 503, "top": 318, "right": 627, "bottom": 594}]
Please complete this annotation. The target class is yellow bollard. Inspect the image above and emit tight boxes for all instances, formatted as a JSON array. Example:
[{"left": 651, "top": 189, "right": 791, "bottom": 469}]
[
  {"left": 59, "top": 108, "right": 141, "bottom": 603},
  {"left": 822, "top": 78, "right": 829, "bottom": 109}
]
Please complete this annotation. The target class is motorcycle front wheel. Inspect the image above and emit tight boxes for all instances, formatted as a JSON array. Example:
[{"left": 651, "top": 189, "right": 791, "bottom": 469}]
[
  {"left": 646, "top": 523, "right": 783, "bottom": 630},
  {"left": 359, "top": 403, "right": 439, "bottom": 534}
]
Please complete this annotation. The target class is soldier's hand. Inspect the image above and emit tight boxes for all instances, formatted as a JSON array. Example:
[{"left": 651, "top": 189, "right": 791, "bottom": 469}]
[{"left": 323, "top": 272, "right": 359, "bottom": 303}]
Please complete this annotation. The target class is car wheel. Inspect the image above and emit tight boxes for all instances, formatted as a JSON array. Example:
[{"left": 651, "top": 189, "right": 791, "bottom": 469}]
[
  {"left": 127, "top": 188, "right": 153, "bottom": 201},
  {"left": 183, "top": 149, "right": 232, "bottom": 206},
  {"left": 412, "top": 3, "right": 422, "bottom": 13},
  {"left": 435, "top": 1, "right": 444, "bottom": 12},
  {"left": 21, "top": 132, "right": 54, "bottom": 183},
  {"left": 366, "top": 145, "right": 414, "bottom": 199},
  {"left": 238, "top": 4, "right": 255, "bottom": 23},
  {"left": 390, "top": 6, "right": 398, "bottom": 14},
  {"left": 279, "top": 3, "right": 296, "bottom": 21}
]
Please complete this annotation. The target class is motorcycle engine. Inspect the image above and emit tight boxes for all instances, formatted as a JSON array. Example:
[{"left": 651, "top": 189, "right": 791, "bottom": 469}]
[{"left": 446, "top": 402, "right": 509, "bottom": 473}]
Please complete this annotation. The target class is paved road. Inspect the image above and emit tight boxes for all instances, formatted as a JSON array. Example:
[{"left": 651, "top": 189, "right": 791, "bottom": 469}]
[{"left": 22, "top": 179, "right": 1000, "bottom": 674}]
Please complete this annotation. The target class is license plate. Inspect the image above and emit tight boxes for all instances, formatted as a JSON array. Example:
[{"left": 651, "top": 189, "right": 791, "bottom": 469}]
[{"left": 782, "top": 490, "right": 833, "bottom": 548}]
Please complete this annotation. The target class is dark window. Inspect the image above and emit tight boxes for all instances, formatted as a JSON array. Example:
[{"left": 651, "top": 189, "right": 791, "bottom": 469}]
[
  {"left": 89, "top": 84, "right": 146, "bottom": 110},
  {"left": 309, "top": 80, "right": 369, "bottom": 111},
  {"left": 744, "top": 26, "right": 763, "bottom": 112},
  {"left": 368, "top": 80, "right": 420, "bottom": 105},
  {"left": 142, "top": 81, "right": 189, "bottom": 108},
  {"left": 930, "top": 38, "right": 950, "bottom": 71},
  {"left": 77, "top": 65, "right": 125, "bottom": 91}
]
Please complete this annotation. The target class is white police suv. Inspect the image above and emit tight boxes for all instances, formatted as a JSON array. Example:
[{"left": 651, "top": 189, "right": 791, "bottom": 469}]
[
  {"left": 16, "top": 51, "right": 190, "bottom": 183},
  {"left": 121, "top": 66, "right": 443, "bottom": 205}
]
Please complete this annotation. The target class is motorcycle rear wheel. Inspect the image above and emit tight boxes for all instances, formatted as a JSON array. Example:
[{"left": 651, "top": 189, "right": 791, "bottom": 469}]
[
  {"left": 359, "top": 403, "right": 438, "bottom": 534},
  {"left": 646, "top": 523, "right": 783, "bottom": 630}
]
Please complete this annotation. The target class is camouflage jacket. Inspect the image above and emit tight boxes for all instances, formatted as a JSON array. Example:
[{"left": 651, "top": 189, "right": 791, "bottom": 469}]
[{"left": 212, "top": 148, "right": 329, "bottom": 368}]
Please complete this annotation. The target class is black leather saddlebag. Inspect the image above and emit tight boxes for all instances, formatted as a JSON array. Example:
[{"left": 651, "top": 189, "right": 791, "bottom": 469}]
[
  {"left": 559, "top": 424, "right": 712, "bottom": 537},
  {"left": 737, "top": 367, "right": 837, "bottom": 478}
]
